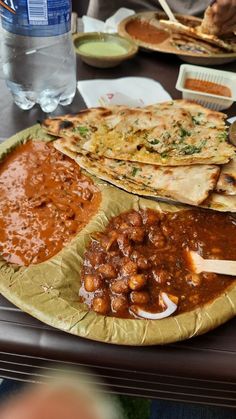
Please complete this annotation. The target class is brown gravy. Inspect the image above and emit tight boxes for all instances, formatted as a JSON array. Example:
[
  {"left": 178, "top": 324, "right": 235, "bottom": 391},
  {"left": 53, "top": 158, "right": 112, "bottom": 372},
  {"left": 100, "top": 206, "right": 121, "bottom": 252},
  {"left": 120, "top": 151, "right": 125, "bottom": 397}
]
[{"left": 0, "top": 141, "right": 101, "bottom": 266}]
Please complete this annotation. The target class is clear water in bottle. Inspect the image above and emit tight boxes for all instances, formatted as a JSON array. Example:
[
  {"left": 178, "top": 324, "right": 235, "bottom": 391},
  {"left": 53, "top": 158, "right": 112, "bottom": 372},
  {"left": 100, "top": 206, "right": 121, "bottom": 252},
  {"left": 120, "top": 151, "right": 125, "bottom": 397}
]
[{"left": 0, "top": 0, "right": 76, "bottom": 112}]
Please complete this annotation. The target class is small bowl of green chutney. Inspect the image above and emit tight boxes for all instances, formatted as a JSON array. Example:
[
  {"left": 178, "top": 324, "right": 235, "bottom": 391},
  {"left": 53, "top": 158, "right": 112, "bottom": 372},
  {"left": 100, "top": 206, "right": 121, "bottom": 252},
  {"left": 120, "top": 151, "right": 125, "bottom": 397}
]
[{"left": 73, "top": 32, "right": 138, "bottom": 68}]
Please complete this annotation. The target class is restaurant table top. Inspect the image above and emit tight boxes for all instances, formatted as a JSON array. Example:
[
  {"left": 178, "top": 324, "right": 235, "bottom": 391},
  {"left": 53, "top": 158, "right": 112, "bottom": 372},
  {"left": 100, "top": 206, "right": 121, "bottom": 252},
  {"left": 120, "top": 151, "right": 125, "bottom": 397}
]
[{"left": 0, "top": 51, "right": 236, "bottom": 407}]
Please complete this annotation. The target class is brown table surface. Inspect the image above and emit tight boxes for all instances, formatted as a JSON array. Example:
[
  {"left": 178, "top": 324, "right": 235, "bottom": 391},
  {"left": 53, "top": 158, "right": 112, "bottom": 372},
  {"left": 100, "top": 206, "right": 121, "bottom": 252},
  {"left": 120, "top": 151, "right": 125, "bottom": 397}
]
[{"left": 0, "top": 51, "right": 236, "bottom": 407}]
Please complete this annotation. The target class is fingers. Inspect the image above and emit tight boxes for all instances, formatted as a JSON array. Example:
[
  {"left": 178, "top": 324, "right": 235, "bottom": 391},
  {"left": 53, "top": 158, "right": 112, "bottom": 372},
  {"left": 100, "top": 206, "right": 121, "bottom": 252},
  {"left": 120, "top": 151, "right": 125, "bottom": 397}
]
[
  {"left": 221, "top": 15, "right": 236, "bottom": 33},
  {"left": 212, "top": 0, "right": 236, "bottom": 24},
  {"left": 0, "top": 387, "right": 98, "bottom": 419}
]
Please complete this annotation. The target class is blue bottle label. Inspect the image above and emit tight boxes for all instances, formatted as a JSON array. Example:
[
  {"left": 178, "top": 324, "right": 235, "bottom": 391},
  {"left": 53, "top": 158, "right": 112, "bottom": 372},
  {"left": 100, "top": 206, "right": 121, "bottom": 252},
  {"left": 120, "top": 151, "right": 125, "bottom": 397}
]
[{"left": 1, "top": 0, "right": 71, "bottom": 36}]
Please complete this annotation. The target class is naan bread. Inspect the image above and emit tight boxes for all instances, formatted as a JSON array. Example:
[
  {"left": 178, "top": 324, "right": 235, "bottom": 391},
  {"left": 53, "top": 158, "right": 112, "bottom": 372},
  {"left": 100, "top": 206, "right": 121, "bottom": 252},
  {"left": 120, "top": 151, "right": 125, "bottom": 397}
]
[
  {"left": 159, "top": 19, "right": 236, "bottom": 52},
  {"left": 171, "top": 33, "right": 225, "bottom": 55},
  {"left": 42, "top": 101, "right": 234, "bottom": 167},
  {"left": 200, "top": 6, "right": 236, "bottom": 37},
  {"left": 42, "top": 106, "right": 118, "bottom": 138},
  {"left": 54, "top": 139, "right": 236, "bottom": 212},
  {"left": 216, "top": 156, "right": 236, "bottom": 195},
  {"left": 200, "top": 6, "right": 223, "bottom": 37},
  {"left": 54, "top": 137, "right": 220, "bottom": 206},
  {"left": 202, "top": 192, "right": 236, "bottom": 212}
]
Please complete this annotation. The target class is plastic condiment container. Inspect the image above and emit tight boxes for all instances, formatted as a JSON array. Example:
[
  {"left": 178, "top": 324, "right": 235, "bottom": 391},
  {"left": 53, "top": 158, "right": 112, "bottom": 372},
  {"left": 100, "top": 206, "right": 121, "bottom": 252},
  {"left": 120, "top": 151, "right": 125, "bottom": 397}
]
[{"left": 176, "top": 64, "right": 236, "bottom": 111}]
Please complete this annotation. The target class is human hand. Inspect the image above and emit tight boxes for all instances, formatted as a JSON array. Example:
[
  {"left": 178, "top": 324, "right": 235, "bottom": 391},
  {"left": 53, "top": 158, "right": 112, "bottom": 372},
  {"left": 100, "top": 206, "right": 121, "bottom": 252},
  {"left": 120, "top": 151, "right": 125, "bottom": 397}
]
[
  {"left": 211, "top": 0, "right": 236, "bottom": 34},
  {"left": 0, "top": 386, "right": 99, "bottom": 419}
]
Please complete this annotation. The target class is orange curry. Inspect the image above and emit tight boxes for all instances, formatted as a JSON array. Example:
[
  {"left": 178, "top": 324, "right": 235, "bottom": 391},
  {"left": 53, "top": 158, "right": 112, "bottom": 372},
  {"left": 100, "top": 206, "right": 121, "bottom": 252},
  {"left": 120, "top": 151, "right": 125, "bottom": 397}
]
[
  {"left": 126, "top": 19, "right": 169, "bottom": 44},
  {"left": 80, "top": 209, "right": 236, "bottom": 319},
  {"left": 0, "top": 141, "right": 101, "bottom": 266},
  {"left": 184, "top": 78, "right": 231, "bottom": 97}
]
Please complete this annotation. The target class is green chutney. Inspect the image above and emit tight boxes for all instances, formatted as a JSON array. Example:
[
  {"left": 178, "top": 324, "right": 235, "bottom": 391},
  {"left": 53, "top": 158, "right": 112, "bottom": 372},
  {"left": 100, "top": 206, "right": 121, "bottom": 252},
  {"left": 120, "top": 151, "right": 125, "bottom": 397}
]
[{"left": 78, "top": 41, "right": 127, "bottom": 57}]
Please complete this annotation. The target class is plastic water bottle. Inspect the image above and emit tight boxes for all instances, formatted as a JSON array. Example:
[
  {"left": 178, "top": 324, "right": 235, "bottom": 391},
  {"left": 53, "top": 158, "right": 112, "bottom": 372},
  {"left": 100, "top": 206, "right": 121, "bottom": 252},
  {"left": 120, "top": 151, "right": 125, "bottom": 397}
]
[{"left": 0, "top": 0, "right": 76, "bottom": 112}]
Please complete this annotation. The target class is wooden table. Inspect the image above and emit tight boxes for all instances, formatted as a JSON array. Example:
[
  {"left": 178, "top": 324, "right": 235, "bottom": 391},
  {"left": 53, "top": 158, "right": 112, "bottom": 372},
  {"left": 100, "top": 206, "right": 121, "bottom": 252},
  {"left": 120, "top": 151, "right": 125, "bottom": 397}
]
[{"left": 0, "top": 51, "right": 236, "bottom": 407}]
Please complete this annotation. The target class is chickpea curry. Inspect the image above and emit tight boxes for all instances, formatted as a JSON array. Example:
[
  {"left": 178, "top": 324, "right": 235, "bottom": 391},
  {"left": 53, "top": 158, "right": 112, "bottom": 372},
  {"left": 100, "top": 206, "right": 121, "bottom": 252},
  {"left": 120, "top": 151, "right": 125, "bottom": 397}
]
[
  {"left": 80, "top": 209, "right": 236, "bottom": 319},
  {"left": 0, "top": 141, "right": 101, "bottom": 266}
]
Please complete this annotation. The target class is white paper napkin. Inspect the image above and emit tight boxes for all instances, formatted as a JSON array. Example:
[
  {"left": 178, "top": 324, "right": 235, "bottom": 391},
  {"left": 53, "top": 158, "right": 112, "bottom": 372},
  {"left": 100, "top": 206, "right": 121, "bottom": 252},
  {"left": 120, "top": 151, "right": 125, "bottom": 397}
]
[
  {"left": 82, "top": 8, "right": 135, "bottom": 33},
  {"left": 77, "top": 77, "right": 172, "bottom": 108}
]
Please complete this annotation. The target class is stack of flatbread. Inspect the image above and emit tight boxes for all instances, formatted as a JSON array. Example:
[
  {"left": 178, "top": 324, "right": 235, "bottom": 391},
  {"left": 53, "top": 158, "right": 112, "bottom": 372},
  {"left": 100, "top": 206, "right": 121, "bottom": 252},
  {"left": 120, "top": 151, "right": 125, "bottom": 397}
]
[{"left": 42, "top": 100, "right": 236, "bottom": 212}]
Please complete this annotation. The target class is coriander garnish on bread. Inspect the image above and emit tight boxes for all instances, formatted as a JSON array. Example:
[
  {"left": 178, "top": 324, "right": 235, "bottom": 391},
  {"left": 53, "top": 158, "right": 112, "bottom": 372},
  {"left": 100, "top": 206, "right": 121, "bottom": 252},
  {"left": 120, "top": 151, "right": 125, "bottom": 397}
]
[{"left": 42, "top": 100, "right": 234, "bottom": 166}]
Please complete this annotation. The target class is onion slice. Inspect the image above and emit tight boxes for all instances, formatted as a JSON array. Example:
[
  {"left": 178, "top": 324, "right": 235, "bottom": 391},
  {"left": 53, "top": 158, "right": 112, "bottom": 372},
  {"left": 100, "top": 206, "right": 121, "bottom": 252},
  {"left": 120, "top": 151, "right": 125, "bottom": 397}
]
[{"left": 130, "top": 292, "right": 178, "bottom": 320}]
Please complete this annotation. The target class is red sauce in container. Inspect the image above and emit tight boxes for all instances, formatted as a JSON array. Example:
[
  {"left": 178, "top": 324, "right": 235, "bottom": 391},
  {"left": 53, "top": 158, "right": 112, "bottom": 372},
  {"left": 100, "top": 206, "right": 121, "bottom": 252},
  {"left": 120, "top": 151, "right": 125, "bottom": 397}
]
[{"left": 184, "top": 78, "right": 231, "bottom": 97}]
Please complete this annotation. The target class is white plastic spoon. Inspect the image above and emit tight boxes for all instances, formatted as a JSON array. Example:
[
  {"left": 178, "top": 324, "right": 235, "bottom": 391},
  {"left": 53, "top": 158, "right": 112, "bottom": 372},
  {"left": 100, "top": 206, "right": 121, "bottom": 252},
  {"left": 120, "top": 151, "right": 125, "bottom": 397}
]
[
  {"left": 130, "top": 292, "right": 178, "bottom": 320},
  {"left": 158, "top": 0, "right": 178, "bottom": 22},
  {"left": 188, "top": 251, "right": 236, "bottom": 276}
]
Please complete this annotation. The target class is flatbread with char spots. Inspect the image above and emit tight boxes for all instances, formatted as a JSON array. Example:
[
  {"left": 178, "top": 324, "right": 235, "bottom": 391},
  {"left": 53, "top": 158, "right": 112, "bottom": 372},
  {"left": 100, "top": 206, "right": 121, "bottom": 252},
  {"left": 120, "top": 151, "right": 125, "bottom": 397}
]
[
  {"left": 216, "top": 156, "right": 236, "bottom": 195},
  {"left": 42, "top": 101, "right": 234, "bottom": 167},
  {"left": 54, "top": 137, "right": 220, "bottom": 206}
]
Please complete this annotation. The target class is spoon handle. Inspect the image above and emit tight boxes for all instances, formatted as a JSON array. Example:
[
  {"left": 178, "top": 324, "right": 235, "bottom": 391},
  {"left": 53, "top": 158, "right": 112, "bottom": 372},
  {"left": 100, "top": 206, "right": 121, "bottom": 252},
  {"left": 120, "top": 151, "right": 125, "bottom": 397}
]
[
  {"left": 202, "top": 258, "right": 236, "bottom": 276},
  {"left": 158, "top": 0, "right": 178, "bottom": 22},
  {"left": 189, "top": 251, "right": 236, "bottom": 276}
]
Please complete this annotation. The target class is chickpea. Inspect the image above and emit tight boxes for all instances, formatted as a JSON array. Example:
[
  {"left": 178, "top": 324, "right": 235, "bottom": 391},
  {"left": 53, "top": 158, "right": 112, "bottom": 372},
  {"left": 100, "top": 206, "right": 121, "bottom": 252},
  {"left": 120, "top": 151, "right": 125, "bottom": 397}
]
[
  {"left": 130, "top": 227, "right": 145, "bottom": 243},
  {"left": 149, "top": 229, "right": 166, "bottom": 248},
  {"left": 123, "top": 246, "right": 132, "bottom": 257},
  {"left": 137, "top": 256, "right": 150, "bottom": 270},
  {"left": 131, "top": 252, "right": 150, "bottom": 270},
  {"left": 92, "top": 296, "right": 110, "bottom": 315},
  {"left": 117, "top": 234, "right": 132, "bottom": 257},
  {"left": 141, "top": 209, "right": 161, "bottom": 226},
  {"left": 111, "top": 295, "right": 128, "bottom": 313},
  {"left": 100, "top": 231, "right": 118, "bottom": 251},
  {"left": 119, "top": 222, "right": 130, "bottom": 231},
  {"left": 121, "top": 260, "right": 138, "bottom": 276},
  {"left": 152, "top": 269, "right": 171, "bottom": 284},
  {"left": 110, "top": 279, "right": 129, "bottom": 294},
  {"left": 130, "top": 291, "right": 150, "bottom": 304},
  {"left": 127, "top": 211, "right": 143, "bottom": 227},
  {"left": 117, "top": 233, "right": 130, "bottom": 248},
  {"left": 98, "top": 263, "right": 117, "bottom": 279},
  {"left": 128, "top": 274, "right": 147, "bottom": 291},
  {"left": 87, "top": 251, "right": 104, "bottom": 267},
  {"left": 130, "top": 250, "right": 139, "bottom": 261},
  {"left": 84, "top": 274, "right": 102, "bottom": 292}
]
